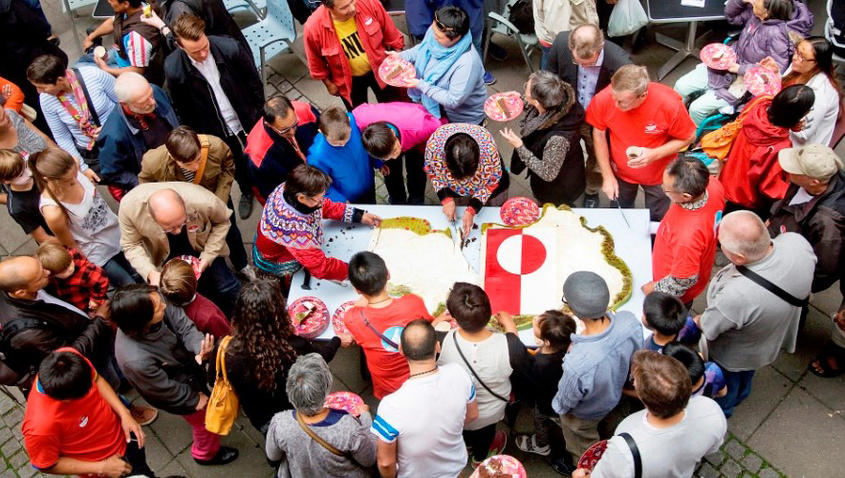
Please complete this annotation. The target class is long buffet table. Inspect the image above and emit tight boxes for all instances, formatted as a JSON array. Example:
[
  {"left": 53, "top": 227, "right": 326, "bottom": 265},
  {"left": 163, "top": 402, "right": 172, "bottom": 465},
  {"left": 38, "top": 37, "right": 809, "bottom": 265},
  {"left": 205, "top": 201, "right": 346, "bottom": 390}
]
[{"left": 288, "top": 205, "right": 654, "bottom": 344}]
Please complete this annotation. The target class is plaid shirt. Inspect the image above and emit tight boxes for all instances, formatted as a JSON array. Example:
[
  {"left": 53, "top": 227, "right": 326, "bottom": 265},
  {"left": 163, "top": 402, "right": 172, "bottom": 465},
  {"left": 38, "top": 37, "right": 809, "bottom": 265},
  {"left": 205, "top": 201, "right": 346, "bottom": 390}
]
[{"left": 48, "top": 249, "right": 110, "bottom": 312}]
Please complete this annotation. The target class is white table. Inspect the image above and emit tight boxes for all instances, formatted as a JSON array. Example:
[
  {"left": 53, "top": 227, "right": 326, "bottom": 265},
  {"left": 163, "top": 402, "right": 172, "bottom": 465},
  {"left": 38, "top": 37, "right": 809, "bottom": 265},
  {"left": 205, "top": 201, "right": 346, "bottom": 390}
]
[{"left": 288, "top": 205, "right": 653, "bottom": 344}]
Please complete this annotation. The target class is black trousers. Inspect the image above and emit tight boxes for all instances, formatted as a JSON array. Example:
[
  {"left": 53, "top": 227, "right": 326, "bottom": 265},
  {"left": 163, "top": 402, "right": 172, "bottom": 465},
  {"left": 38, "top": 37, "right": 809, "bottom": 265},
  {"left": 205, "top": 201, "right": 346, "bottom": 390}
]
[
  {"left": 464, "top": 423, "right": 497, "bottom": 462},
  {"left": 124, "top": 434, "right": 156, "bottom": 477},
  {"left": 343, "top": 70, "right": 403, "bottom": 110},
  {"left": 223, "top": 130, "right": 253, "bottom": 198},
  {"left": 225, "top": 197, "right": 248, "bottom": 270},
  {"left": 382, "top": 147, "right": 427, "bottom": 205}
]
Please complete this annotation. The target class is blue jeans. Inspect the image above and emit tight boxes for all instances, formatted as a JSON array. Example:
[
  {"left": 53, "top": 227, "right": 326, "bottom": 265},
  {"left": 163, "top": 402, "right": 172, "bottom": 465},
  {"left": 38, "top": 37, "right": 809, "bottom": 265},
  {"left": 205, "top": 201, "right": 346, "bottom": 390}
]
[
  {"left": 102, "top": 252, "right": 142, "bottom": 288},
  {"left": 197, "top": 256, "right": 241, "bottom": 316},
  {"left": 714, "top": 367, "right": 755, "bottom": 418},
  {"left": 540, "top": 44, "right": 551, "bottom": 70}
]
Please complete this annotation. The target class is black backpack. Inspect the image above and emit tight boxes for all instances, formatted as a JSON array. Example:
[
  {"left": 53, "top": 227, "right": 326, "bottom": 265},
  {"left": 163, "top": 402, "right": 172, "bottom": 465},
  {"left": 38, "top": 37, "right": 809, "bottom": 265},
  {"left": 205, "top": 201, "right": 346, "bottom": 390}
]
[{"left": 509, "top": 0, "right": 535, "bottom": 35}]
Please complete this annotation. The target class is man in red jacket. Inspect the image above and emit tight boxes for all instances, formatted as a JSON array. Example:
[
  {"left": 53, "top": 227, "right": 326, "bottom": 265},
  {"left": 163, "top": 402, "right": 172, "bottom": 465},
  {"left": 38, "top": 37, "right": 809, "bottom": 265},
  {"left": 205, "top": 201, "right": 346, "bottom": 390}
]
[
  {"left": 303, "top": 0, "right": 404, "bottom": 109},
  {"left": 643, "top": 158, "right": 725, "bottom": 308}
]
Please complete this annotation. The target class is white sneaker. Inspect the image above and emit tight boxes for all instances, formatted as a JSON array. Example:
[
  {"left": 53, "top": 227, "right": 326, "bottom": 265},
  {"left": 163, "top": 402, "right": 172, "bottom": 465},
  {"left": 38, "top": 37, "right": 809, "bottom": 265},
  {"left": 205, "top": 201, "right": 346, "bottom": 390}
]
[{"left": 515, "top": 433, "right": 550, "bottom": 456}]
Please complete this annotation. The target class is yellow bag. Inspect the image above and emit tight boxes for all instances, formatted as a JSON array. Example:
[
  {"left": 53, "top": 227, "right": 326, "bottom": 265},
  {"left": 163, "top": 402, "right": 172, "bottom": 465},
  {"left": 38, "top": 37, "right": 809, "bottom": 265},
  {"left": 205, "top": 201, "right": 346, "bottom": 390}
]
[
  {"left": 700, "top": 95, "right": 771, "bottom": 161},
  {"left": 205, "top": 336, "right": 238, "bottom": 435}
]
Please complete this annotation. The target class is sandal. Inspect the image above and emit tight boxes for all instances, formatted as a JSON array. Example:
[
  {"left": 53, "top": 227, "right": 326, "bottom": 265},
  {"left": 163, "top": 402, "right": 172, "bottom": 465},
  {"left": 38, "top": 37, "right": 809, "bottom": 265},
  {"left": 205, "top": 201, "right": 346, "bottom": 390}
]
[{"left": 808, "top": 343, "right": 845, "bottom": 378}]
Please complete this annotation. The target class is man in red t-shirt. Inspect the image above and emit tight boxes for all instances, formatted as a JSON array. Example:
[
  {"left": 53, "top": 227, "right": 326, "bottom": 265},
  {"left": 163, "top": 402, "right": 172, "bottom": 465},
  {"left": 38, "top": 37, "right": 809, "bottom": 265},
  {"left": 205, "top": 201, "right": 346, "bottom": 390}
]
[
  {"left": 586, "top": 65, "right": 696, "bottom": 221},
  {"left": 644, "top": 158, "right": 725, "bottom": 306},
  {"left": 22, "top": 348, "right": 160, "bottom": 478},
  {"left": 344, "top": 251, "right": 437, "bottom": 399}
]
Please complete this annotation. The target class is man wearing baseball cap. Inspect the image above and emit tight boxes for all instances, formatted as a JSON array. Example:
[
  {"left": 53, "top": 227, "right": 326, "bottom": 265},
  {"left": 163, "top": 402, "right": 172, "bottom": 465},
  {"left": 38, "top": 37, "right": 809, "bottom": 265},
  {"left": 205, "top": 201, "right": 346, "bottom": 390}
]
[
  {"left": 769, "top": 143, "right": 845, "bottom": 378},
  {"left": 550, "top": 271, "right": 643, "bottom": 474}
]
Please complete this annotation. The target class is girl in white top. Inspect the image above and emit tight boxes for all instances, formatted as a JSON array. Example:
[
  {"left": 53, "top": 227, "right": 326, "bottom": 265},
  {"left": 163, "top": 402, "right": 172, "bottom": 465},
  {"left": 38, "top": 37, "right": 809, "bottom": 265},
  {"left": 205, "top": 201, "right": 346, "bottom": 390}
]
[
  {"left": 777, "top": 37, "right": 843, "bottom": 147},
  {"left": 437, "top": 283, "right": 513, "bottom": 465},
  {"left": 30, "top": 148, "right": 139, "bottom": 287}
]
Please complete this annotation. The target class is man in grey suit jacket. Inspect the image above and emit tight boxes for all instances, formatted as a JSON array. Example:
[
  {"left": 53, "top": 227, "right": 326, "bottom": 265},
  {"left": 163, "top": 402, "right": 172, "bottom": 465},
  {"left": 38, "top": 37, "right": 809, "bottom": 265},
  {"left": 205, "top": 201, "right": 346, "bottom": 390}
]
[{"left": 546, "top": 24, "right": 631, "bottom": 208}]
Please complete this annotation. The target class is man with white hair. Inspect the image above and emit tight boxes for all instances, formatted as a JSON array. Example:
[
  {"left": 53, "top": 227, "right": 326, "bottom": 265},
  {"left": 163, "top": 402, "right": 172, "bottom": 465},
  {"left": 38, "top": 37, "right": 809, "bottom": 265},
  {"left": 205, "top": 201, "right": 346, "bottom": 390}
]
[
  {"left": 586, "top": 64, "right": 696, "bottom": 221},
  {"left": 97, "top": 72, "right": 178, "bottom": 200},
  {"left": 118, "top": 181, "right": 241, "bottom": 315},
  {"left": 694, "top": 210, "right": 815, "bottom": 417}
]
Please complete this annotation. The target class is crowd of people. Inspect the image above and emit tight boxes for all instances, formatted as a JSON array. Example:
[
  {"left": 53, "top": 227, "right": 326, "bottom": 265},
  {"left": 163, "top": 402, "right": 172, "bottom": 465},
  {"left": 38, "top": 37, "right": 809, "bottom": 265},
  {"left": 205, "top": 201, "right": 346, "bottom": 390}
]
[{"left": 0, "top": 0, "right": 842, "bottom": 476}]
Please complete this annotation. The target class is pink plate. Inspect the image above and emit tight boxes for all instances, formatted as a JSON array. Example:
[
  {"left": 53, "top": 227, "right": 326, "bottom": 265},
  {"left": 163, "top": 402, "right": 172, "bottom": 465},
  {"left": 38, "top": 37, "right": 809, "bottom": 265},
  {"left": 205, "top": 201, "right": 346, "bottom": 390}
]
[
  {"left": 499, "top": 197, "right": 540, "bottom": 226},
  {"left": 287, "top": 296, "right": 329, "bottom": 339},
  {"left": 324, "top": 391, "right": 364, "bottom": 415},
  {"left": 470, "top": 455, "right": 527, "bottom": 478},
  {"left": 484, "top": 92, "right": 524, "bottom": 122},
  {"left": 744, "top": 66, "right": 782, "bottom": 97},
  {"left": 577, "top": 440, "right": 608, "bottom": 471},
  {"left": 332, "top": 300, "right": 357, "bottom": 336},
  {"left": 177, "top": 255, "right": 202, "bottom": 279},
  {"left": 378, "top": 56, "right": 416, "bottom": 87},
  {"left": 700, "top": 43, "right": 737, "bottom": 71}
]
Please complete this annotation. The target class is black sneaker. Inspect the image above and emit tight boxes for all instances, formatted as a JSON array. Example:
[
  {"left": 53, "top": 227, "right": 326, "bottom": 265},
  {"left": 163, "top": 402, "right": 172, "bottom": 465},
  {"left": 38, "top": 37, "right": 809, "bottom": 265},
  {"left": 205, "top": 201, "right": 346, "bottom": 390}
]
[
  {"left": 550, "top": 456, "right": 576, "bottom": 476},
  {"left": 238, "top": 193, "right": 254, "bottom": 219},
  {"left": 583, "top": 193, "right": 599, "bottom": 208},
  {"left": 488, "top": 42, "right": 508, "bottom": 61},
  {"left": 193, "top": 446, "right": 239, "bottom": 466}
]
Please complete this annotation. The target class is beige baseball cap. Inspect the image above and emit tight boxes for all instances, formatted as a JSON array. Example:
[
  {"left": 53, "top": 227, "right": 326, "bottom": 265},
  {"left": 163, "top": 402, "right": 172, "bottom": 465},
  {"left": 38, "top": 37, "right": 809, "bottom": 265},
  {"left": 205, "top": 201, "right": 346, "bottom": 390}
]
[{"left": 778, "top": 144, "right": 844, "bottom": 181}]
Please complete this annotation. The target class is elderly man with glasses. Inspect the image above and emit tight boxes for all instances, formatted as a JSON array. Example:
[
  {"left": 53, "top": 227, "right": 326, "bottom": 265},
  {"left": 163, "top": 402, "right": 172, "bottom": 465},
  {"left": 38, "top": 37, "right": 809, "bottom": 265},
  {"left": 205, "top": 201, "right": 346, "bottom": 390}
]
[{"left": 118, "top": 181, "right": 242, "bottom": 315}]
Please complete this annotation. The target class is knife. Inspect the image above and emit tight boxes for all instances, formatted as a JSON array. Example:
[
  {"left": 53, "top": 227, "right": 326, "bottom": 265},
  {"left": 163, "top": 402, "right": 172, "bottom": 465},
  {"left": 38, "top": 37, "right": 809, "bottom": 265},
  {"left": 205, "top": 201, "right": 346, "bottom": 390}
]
[
  {"left": 615, "top": 201, "right": 631, "bottom": 229},
  {"left": 449, "top": 219, "right": 461, "bottom": 250}
]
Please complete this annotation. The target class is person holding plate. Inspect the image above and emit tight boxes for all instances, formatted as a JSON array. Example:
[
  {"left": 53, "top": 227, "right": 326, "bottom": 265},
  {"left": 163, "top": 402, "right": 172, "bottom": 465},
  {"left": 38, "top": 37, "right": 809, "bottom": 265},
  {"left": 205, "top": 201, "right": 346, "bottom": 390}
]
[{"left": 397, "top": 5, "right": 487, "bottom": 125}]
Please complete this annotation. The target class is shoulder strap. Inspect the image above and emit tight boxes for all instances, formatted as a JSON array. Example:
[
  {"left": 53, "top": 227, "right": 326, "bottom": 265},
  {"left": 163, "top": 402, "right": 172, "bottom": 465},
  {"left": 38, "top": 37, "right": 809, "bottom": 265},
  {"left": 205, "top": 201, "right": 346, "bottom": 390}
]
[
  {"left": 358, "top": 309, "right": 399, "bottom": 350},
  {"left": 192, "top": 136, "right": 210, "bottom": 184},
  {"left": 71, "top": 68, "right": 101, "bottom": 127},
  {"left": 735, "top": 265, "right": 809, "bottom": 307},
  {"left": 451, "top": 330, "right": 509, "bottom": 402},
  {"left": 618, "top": 432, "right": 642, "bottom": 478},
  {"left": 216, "top": 335, "right": 232, "bottom": 382},
  {"left": 295, "top": 412, "right": 366, "bottom": 469}
]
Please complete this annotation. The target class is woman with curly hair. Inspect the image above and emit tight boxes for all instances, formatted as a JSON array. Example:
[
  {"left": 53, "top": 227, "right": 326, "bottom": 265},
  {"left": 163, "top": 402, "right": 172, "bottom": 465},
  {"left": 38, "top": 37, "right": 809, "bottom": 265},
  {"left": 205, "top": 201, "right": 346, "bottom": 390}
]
[{"left": 223, "top": 279, "right": 347, "bottom": 433}]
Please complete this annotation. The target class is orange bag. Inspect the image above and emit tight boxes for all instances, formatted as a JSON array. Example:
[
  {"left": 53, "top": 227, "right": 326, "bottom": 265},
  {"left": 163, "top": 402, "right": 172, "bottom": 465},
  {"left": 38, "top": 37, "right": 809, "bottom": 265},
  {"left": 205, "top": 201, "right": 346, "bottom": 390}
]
[
  {"left": 700, "top": 96, "right": 771, "bottom": 161},
  {"left": 205, "top": 336, "right": 238, "bottom": 435}
]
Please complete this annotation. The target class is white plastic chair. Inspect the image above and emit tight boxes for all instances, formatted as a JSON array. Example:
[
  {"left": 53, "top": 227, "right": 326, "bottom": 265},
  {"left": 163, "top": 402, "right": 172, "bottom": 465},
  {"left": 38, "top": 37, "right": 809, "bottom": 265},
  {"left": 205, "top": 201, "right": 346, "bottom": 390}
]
[
  {"left": 482, "top": 0, "right": 539, "bottom": 73},
  {"left": 825, "top": 20, "right": 845, "bottom": 69},
  {"left": 223, "top": 0, "right": 267, "bottom": 20},
  {"left": 241, "top": 0, "right": 297, "bottom": 83}
]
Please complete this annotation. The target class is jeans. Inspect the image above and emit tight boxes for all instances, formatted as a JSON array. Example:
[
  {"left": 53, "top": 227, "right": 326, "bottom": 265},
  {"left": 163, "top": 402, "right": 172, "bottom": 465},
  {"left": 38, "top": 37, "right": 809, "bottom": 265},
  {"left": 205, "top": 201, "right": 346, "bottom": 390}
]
[
  {"left": 713, "top": 367, "right": 755, "bottom": 418},
  {"left": 198, "top": 256, "right": 242, "bottom": 317},
  {"left": 225, "top": 198, "right": 248, "bottom": 270},
  {"left": 674, "top": 63, "right": 731, "bottom": 125},
  {"left": 614, "top": 178, "right": 671, "bottom": 222},
  {"left": 182, "top": 407, "right": 222, "bottom": 461},
  {"left": 382, "top": 147, "right": 427, "bottom": 205},
  {"left": 102, "top": 252, "right": 142, "bottom": 288},
  {"left": 540, "top": 44, "right": 552, "bottom": 70},
  {"left": 124, "top": 434, "right": 157, "bottom": 477},
  {"left": 464, "top": 423, "right": 497, "bottom": 462}
]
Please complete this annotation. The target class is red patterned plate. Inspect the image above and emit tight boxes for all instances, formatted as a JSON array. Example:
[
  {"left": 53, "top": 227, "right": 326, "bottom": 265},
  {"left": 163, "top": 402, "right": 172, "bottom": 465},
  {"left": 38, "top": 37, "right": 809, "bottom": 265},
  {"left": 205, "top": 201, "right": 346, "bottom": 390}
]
[
  {"left": 500, "top": 197, "right": 540, "bottom": 226},
  {"left": 470, "top": 455, "right": 527, "bottom": 478},
  {"left": 577, "top": 440, "right": 608, "bottom": 471},
  {"left": 324, "top": 391, "right": 365, "bottom": 415},
  {"left": 700, "top": 43, "right": 737, "bottom": 71},
  {"left": 332, "top": 300, "right": 357, "bottom": 336},
  {"left": 177, "top": 255, "right": 202, "bottom": 279},
  {"left": 484, "top": 92, "right": 524, "bottom": 122},
  {"left": 744, "top": 66, "right": 781, "bottom": 97},
  {"left": 287, "top": 296, "right": 329, "bottom": 339},
  {"left": 378, "top": 56, "right": 416, "bottom": 87}
]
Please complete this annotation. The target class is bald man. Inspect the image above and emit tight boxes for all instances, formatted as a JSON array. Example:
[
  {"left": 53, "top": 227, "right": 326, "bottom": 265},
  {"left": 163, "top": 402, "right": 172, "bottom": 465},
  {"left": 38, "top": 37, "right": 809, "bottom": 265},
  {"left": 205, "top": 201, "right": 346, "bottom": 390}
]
[
  {"left": 97, "top": 72, "right": 178, "bottom": 200},
  {"left": 693, "top": 211, "right": 815, "bottom": 417},
  {"left": 118, "top": 181, "right": 241, "bottom": 315},
  {"left": 0, "top": 256, "right": 112, "bottom": 390}
]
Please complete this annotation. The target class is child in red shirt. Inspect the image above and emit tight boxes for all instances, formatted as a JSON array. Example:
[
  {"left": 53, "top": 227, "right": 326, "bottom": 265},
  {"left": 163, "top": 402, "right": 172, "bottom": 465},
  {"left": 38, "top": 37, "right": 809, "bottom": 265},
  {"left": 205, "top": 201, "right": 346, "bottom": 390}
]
[
  {"left": 36, "top": 241, "right": 109, "bottom": 316},
  {"left": 159, "top": 258, "right": 232, "bottom": 338}
]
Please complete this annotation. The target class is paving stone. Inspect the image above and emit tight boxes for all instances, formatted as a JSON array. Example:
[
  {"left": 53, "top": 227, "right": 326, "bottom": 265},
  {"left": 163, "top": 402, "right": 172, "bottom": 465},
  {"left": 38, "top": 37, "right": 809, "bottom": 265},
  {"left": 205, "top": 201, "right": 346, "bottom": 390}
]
[
  {"left": 723, "top": 440, "right": 745, "bottom": 460},
  {"left": 740, "top": 453, "right": 763, "bottom": 473},
  {"left": 15, "top": 466, "right": 35, "bottom": 478},
  {"left": 3, "top": 410, "right": 22, "bottom": 429},
  {"left": 696, "top": 462, "right": 720, "bottom": 478},
  {"left": 720, "top": 459, "right": 743, "bottom": 478},
  {"left": 704, "top": 451, "right": 726, "bottom": 467},
  {"left": 8, "top": 451, "right": 28, "bottom": 469},
  {"left": 10, "top": 429, "right": 21, "bottom": 443},
  {"left": 0, "top": 428, "right": 13, "bottom": 447},
  {"left": 0, "top": 398, "right": 16, "bottom": 416},
  {"left": 0, "top": 469, "right": 17, "bottom": 478},
  {"left": 758, "top": 466, "right": 782, "bottom": 478},
  {"left": 1, "top": 438, "right": 21, "bottom": 458}
]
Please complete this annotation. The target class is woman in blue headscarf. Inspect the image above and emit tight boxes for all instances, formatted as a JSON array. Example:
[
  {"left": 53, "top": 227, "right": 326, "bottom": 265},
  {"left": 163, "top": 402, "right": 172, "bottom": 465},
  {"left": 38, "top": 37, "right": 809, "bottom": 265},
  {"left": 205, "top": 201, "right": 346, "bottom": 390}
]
[{"left": 397, "top": 5, "right": 487, "bottom": 125}]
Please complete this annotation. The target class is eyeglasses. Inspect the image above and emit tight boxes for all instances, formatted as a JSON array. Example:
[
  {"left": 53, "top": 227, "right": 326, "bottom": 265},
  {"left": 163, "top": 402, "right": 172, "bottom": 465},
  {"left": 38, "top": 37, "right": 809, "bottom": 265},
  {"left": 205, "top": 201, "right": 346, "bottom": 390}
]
[
  {"left": 269, "top": 118, "right": 298, "bottom": 135},
  {"left": 434, "top": 13, "right": 456, "bottom": 34},
  {"left": 794, "top": 51, "right": 816, "bottom": 63}
]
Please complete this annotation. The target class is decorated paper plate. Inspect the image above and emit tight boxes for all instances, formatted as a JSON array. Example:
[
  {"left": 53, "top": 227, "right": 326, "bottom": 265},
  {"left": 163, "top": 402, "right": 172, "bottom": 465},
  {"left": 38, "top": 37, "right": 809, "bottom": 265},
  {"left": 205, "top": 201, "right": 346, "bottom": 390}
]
[
  {"left": 499, "top": 197, "right": 540, "bottom": 226},
  {"left": 177, "top": 255, "right": 202, "bottom": 279},
  {"left": 470, "top": 455, "right": 527, "bottom": 478},
  {"left": 332, "top": 300, "right": 357, "bottom": 336},
  {"left": 700, "top": 43, "right": 737, "bottom": 71},
  {"left": 577, "top": 440, "right": 609, "bottom": 471},
  {"left": 324, "top": 391, "right": 364, "bottom": 415},
  {"left": 378, "top": 56, "right": 416, "bottom": 87},
  {"left": 744, "top": 66, "right": 781, "bottom": 97},
  {"left": 484, "top": 92, "right": 524, "bottom": 122},
  {"left": 287, "top": 296, "right": 329, "bottom": 339}
]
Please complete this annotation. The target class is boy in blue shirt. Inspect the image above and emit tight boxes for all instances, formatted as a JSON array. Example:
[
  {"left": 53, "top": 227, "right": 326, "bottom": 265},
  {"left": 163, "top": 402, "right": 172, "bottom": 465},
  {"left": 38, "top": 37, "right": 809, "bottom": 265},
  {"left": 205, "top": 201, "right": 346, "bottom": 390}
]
[{"left": 641, "top": 291, "right": 688, "bottom": 352}]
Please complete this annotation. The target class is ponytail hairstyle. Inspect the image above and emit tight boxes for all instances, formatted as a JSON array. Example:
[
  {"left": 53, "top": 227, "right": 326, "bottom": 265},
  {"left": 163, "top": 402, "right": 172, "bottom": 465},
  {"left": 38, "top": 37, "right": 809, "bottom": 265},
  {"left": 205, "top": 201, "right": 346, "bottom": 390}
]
[{"left": 29, "top": 147, "right": 79, "bottom": 218}]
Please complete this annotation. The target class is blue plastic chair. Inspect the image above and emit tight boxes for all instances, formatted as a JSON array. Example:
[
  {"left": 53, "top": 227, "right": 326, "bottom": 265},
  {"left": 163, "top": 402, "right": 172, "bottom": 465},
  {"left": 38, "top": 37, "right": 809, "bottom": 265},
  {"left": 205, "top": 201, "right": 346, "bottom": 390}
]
[
  {"left": 241, "top": 0, "right": 297, "bottom": 84},
  {"left": 223, "top": 0, "right": 267, "bottom": 19}
]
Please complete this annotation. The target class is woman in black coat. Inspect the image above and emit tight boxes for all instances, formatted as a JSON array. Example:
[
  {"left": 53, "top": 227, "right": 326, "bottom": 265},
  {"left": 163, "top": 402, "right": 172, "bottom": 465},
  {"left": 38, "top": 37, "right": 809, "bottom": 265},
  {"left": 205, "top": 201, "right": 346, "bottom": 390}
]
[{"left": 500, "top": 70, "right": 585, "bottom": 206}]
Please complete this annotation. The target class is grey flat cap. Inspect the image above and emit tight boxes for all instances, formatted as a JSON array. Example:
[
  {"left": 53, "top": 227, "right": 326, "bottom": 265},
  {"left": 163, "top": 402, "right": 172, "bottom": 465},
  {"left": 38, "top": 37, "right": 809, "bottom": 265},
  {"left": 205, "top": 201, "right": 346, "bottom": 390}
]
[{"left": 562, "top": 271, "right": 609, "bottom": 319}]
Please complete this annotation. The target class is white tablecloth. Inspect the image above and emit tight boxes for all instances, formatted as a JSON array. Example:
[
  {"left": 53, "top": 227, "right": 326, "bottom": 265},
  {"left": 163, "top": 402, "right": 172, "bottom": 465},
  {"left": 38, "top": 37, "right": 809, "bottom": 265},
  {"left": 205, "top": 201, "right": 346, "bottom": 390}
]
[{"left": 288, "top": 205, "right": 653, "bottom": 344}]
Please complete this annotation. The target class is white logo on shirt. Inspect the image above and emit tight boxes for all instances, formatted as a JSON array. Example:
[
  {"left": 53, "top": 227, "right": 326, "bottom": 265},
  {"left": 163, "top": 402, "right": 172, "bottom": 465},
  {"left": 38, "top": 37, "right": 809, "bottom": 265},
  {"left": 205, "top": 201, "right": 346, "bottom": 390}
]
[
  {"left": 78, "top": 416, "right": 89, "bottom": 428},
  {"left": 644, "top": 122, "right": 662, "bottom": 134}
]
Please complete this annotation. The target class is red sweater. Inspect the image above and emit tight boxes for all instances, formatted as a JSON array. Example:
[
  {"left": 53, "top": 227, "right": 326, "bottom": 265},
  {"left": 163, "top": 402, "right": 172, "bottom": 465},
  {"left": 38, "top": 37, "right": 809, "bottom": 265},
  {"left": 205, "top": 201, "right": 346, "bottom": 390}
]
[{"left": 184, "top": 293, "right": 231, "bottom": 338}]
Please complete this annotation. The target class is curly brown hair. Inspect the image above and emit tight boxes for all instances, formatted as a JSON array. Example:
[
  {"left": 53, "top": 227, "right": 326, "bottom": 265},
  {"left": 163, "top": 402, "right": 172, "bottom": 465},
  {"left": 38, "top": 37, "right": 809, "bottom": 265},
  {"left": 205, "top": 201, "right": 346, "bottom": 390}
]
[{"left": 228, "top": 280, "right": 298, "bottom": 390}]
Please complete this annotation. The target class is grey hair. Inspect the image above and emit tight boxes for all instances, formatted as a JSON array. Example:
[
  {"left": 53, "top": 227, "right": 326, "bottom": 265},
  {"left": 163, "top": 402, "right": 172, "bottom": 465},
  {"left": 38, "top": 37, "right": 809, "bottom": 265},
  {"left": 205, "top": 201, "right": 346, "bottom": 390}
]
[
  {"left": 114, "top": 72, "right": 150, "bottom": 103},
  {"left": 285, "top": 353, "right": 333, "bottom": 416},
  {"left": 529, "top": 70, "right": 567, "bottom": 110},
  {"left": 568, "top": 24, "right": 604, "bottom": 60},
  {"left": 611, "top": 65, "right": 650, "bottom": 96},
  {"left": 718, "top": 211, "right": 772, "bottom": 262}
]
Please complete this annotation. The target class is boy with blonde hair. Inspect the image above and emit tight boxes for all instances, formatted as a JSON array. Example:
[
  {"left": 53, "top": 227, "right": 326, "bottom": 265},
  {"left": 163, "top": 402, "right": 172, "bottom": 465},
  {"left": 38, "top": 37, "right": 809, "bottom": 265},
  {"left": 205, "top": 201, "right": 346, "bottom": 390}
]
[{"left": 36, "top": 241, "right": 109, "bottom": 316}]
